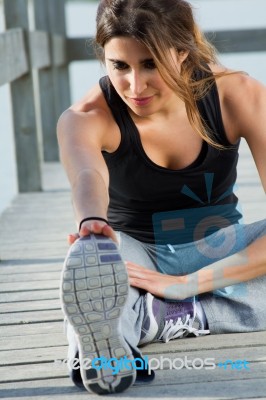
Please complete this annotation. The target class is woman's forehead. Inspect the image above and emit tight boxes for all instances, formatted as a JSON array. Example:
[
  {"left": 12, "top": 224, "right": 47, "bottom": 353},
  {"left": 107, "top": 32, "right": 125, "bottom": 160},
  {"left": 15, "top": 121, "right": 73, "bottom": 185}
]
[{"left": 104, "top": 37, "right": 151, "bottom": 58}]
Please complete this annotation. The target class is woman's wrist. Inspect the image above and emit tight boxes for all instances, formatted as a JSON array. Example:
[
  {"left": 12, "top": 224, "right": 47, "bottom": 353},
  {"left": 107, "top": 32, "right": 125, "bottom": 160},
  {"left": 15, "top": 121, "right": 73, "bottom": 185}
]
[{"left": 79, "top": 217, "right": 109, "bottom": 232}]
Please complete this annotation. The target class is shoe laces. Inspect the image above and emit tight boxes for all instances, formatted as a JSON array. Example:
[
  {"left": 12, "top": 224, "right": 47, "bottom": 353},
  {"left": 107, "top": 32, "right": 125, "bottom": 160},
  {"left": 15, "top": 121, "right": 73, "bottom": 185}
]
[{"left": 158, "top": 313, "right": 210, "bottom": 343}]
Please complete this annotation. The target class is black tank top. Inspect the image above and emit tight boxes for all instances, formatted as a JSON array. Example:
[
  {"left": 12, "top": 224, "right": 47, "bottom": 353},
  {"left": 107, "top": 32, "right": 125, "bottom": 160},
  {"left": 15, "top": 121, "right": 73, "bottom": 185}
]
[{"left": 100, "top": 71, "right": 242, "bottom": 244}]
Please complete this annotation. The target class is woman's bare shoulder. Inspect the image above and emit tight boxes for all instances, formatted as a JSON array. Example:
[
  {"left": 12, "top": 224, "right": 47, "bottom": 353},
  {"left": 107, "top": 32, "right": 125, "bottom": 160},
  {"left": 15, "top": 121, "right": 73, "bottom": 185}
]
[
  {"left": 69, "top": 83, "right": 109, "bottom": 113},
  {"left": 57, "top": 83, "right": 119, "bottom": 151},
  {"left": 210, "top": 63, "right": 265, "bottom": 105},
  {"left": 209, "top": 64, "right": 266, "bottom": 142}
]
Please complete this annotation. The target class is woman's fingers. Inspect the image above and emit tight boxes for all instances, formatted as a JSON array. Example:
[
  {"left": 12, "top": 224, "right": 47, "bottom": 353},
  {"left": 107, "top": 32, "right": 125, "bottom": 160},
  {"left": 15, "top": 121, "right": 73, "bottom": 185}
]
[
  {"left": 125, "top": 261, "right": 156, "bottom": 275},
  {"left": 67, "top": 233, "right": 80, "bottom": 245},
  {"left": 126, "top": 267, "right": 149, "bottom": 279},
  {"left": 79, "top": 225, "right": 91, "bottom": 237},
  {"left": 102, "top": 224, "right": 118, "bottom": 243},
  {"left": 68, "top": 221, "right": 118, "bottom": 245}
]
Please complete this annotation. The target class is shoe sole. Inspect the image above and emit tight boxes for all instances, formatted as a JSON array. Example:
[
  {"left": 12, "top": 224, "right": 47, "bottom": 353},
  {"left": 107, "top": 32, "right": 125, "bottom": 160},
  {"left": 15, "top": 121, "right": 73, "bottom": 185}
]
[{"left": 60, "top": 234, "right": 136, "bottom": 394}]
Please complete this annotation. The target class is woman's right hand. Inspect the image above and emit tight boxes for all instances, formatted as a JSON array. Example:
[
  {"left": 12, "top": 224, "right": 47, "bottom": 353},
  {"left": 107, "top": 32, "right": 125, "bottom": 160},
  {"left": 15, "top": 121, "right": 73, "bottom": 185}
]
[{"left": 67, "top": 220, "right": 118, "bottom": 245}]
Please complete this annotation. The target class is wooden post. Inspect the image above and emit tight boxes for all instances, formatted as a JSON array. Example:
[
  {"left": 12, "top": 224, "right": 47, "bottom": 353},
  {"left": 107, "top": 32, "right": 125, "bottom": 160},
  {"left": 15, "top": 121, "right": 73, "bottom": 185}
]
[
  {"left": 4, "top": 0, "right": 42, "bottom": 192},
  {"left": 33, "top": 0, "right": 59, "bottom": 162},
  {"left": 37, "top": 0, "right": 70, "bottom": 162},
  {"left": 50, "top": 0, "right": 71, "bottom": 118}
]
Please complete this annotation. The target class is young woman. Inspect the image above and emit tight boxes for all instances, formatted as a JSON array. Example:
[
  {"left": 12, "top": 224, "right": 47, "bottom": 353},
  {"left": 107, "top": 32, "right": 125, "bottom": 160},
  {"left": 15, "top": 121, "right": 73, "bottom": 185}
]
[{"left": 57, "top": 0, "right": 266, "bottom": 395}]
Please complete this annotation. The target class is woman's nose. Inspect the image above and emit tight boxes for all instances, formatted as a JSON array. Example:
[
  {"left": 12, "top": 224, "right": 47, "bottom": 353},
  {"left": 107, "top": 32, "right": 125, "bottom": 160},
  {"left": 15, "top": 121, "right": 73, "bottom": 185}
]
[{"left": 129, "top": 71, "right": 147, "bottom": 96}]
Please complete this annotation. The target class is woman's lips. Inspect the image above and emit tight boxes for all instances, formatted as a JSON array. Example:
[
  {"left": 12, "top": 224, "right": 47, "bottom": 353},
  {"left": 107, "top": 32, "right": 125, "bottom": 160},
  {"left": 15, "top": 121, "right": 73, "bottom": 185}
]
[{"left": 129, "top": 96, "right": 154, "bottom": 106}]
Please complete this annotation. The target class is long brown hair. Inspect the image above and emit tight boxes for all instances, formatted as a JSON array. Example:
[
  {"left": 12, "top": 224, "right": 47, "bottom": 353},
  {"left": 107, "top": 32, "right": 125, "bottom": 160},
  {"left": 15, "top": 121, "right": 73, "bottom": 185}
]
[{"left": 95, "top": 0, "right": 227, "bottom": 148}]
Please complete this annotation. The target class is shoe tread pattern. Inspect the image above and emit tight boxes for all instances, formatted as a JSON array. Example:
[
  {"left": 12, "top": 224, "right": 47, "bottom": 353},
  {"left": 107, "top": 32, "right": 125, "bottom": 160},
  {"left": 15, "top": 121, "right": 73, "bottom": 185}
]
[{"left": 60, "top": 234, "right": 136, "bottom": 394}]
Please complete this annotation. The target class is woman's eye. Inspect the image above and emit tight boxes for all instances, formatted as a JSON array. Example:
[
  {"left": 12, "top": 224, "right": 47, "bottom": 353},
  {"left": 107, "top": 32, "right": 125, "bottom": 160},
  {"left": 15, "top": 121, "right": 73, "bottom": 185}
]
[
  {"left": 144, "top": 61, "right": 156, "bottom": 69},
  {"left": 112, "top": 62, "right": 128, "bottom": 70}
]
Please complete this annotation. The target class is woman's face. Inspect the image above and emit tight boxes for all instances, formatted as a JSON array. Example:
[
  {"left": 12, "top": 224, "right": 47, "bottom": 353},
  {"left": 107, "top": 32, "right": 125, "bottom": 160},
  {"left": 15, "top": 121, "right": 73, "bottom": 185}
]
[{"left": 104, "top": 37, "right": 185, "bottom": 118}]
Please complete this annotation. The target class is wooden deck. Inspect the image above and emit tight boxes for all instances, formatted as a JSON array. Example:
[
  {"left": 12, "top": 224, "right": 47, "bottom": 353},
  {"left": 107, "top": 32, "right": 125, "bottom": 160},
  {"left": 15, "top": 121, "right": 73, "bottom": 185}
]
[{"left": 1, "top": 140, "right": 266, "bottom": 399}]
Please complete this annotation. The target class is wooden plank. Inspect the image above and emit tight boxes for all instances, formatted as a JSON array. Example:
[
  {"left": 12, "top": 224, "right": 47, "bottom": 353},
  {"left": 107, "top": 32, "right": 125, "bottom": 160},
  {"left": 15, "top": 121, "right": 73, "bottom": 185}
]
[
  {"left": 0, "top": 309, "right": 63, "bottom": 325},
  {"left": 0, "top": 298, "right": 61, "bottom": 313},
  {"left": 0, "top": 332, "right": 67, "bottom": 351},
  {"left": 0, "top": 271, "right": 60, "bottom": 283},
  {"left": 0, "top": 256, "right": 65, "bottom": 267},
  {"left": 29, "top": 30, "right": 51, "bottom": 69},
  {"left": 206, "top": 28, "right": 266, "bottom": 53},
  {"left": 0, "top": 346, "right": 67, "bottom": 366},
  {"left": 1, "top": 321, "right": 63, "bottom": 337},
  {"left": 0, "top": 280, "right": 59, "bottom": 292},
  {"left": 0, "top": 378, "right": 85, "bottom": 400},
  {"left": 133, "top": 377, "right": 266, "bottom": 399},
  {"left": 0, "top": 264, "right": 61, "bottom": 275},
  {"left": 0, "top": 332, "right": 67, "bottom": 350},
  {"left": 0, "top": 251, "right": 59, "bottom": 262},
  {"left": 143, "top": 331, "right": 266, "bottom": 354},
  {"left": 67, "top": 38, "right": 96, "bottom": 62},
  {"left": 52, "top": 34, "right": 67, "bottom": 67},
  {"left": 0, "top": 363, "right": 68, "bottom": 383},
  {"left": 3, "top": 0, "right": 42, "bottom": 192},
  {"left": 0, "top": 248, "right": 66, "bottom": 260},
  {"left": 0, "top": 29, "right": 28, "bottom": 86},
  {"left": 1, "top": 376, "right": 266, "bottom": 400},
  {"left": 0, "top": 289, "right": 60, "bottom": 303}
]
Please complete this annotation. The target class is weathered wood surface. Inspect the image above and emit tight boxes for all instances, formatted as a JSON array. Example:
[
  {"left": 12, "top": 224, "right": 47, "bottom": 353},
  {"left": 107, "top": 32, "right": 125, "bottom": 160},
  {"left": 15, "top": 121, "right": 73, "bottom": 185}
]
[
  {"left": 29, "top": 30, "right": 51, "bottom": 69},
  {"left": 206, "top": 28, "right": 266, "bottom": 53},
  {"left": 0, "top": 3, "right": 68, "bottom": 87},
  {"left": 0, "top": 141, "right": 266, "bottom": 399},
  {"left": 33, "top": 0, "right": 70, "bottom": 162},
  {"left": 0, "top": 28, "right": 28, "bottom": 86},
  {"left": 3, "top": 0, "right": 42, "bottom": 193}
]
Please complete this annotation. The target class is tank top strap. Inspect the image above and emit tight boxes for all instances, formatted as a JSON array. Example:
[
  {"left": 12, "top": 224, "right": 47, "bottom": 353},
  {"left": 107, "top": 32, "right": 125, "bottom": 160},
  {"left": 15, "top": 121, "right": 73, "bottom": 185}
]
[{"left": 99, "top": 76, "right": 136, "bottom": 163}]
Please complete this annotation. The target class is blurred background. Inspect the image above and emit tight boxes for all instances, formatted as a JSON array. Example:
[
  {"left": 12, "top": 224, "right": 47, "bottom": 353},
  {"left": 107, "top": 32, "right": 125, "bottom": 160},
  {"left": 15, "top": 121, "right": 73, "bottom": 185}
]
[
  {"left": 67, "top": 0, "right": 266, "bottom": 102},
  {"left": 0, "top": 0, "right": 266, "bottom": 216}
]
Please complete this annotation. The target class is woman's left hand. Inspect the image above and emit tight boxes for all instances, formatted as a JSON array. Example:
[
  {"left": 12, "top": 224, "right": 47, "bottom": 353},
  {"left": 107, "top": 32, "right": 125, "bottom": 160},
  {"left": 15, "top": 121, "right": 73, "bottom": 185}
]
[{"left": 125, "top": 261, "right": 190, "bottom": 300}]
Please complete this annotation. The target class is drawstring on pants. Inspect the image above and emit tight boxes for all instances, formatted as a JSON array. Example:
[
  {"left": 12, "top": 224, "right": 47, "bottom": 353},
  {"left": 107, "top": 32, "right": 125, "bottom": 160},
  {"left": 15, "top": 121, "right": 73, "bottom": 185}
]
[{"left": 167, "top": 244, "right": 175, "bottom": 253}]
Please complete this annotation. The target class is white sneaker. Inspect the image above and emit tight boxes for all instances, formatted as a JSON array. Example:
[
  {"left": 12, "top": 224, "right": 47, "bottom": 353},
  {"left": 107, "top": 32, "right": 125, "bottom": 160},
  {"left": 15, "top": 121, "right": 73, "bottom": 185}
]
[{"left": 60, "top": 234, "right": 136, "bottom": 394}]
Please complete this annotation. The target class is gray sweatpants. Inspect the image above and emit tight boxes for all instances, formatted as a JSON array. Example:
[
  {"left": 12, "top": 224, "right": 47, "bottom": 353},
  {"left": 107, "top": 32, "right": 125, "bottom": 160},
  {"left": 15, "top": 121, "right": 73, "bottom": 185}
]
[
  {"left": 117, "top": 219, "right": 266, "bottom": 356},
  {"left": 67, "top": 219, "right": 266, "bottom": 359}
]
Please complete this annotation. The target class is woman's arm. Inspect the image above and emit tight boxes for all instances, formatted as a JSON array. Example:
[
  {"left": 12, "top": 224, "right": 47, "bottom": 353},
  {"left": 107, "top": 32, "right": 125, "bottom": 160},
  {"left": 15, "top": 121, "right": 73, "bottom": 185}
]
[
  {"left": 57, "top": 87, "right": 118, "bottom": 242},
  {"left": 126, "top": 235, "right": 266, "bottom": 300},
  {"left": 220, "top": 72, "right": 266, "bottom": 189}
]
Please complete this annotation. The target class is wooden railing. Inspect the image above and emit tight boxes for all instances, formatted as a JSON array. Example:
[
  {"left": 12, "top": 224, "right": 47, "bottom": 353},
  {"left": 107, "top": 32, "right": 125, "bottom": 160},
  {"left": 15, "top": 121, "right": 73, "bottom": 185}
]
[
  {"left": 0, "top": 0, "right": 70, "bottom": 192},
  {"left": 0, "top": 0, "right": 265, "bottom": 192}
]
